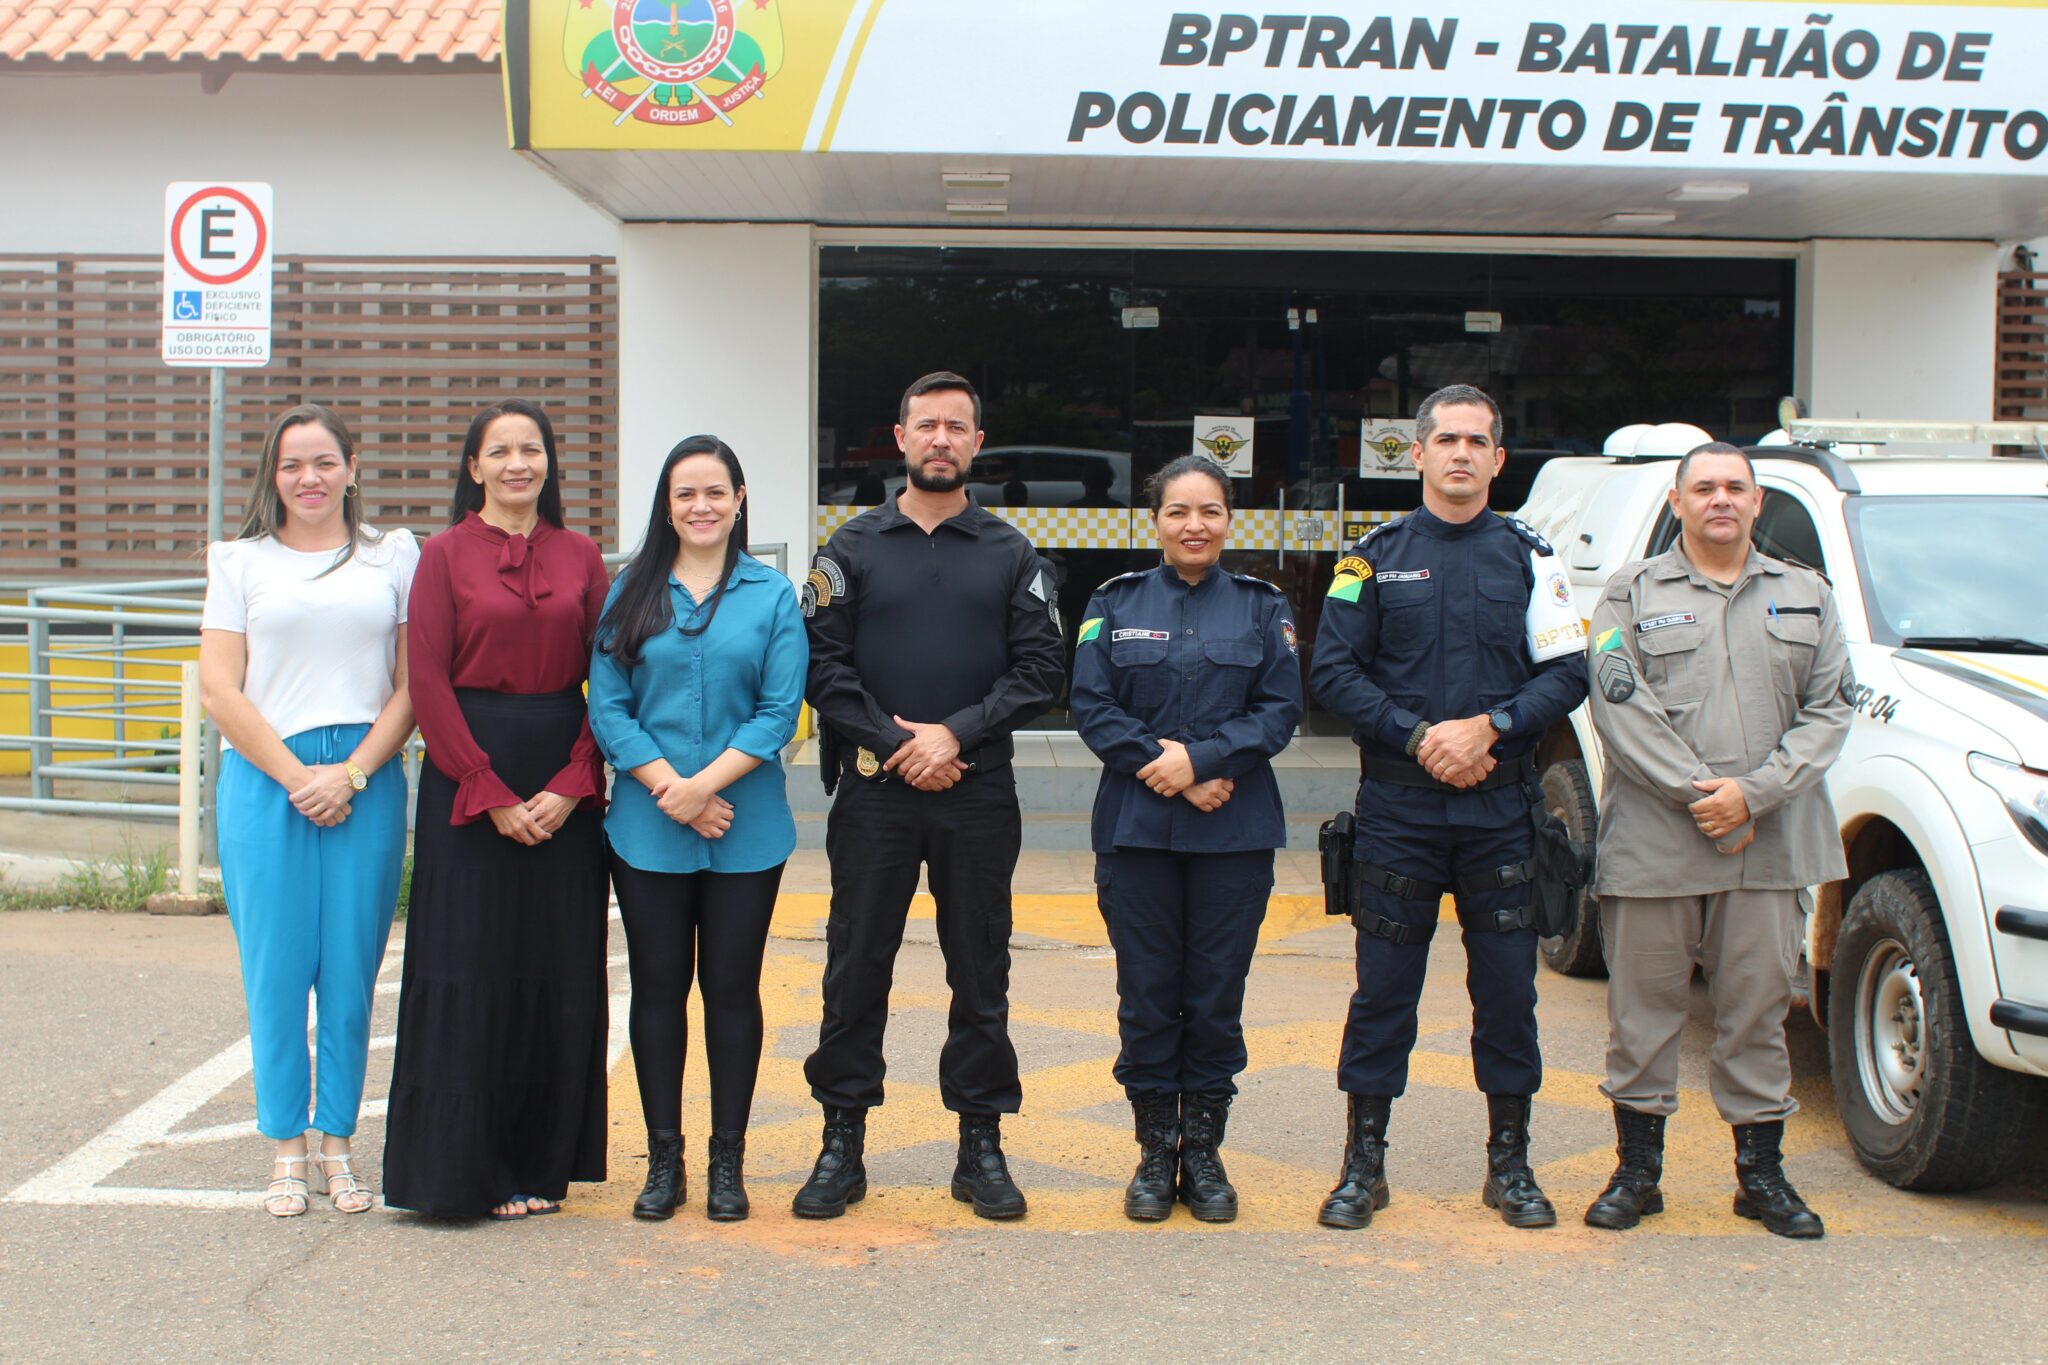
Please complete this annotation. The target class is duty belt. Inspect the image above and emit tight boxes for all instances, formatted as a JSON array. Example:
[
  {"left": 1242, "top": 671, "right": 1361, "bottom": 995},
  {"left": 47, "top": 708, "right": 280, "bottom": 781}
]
[
  {"left": 841, "top": 734, "right": 1014, "bottom": 784},
  {"left": 1362, "top": 751, "right": 1537, "bottom": 793}
]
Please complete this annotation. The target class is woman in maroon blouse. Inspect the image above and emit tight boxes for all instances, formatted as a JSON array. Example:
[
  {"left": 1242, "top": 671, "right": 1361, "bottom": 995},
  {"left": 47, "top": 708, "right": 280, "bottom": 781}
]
[{"left": 382, "top": 399, "right": 612, "bottom": 1220}]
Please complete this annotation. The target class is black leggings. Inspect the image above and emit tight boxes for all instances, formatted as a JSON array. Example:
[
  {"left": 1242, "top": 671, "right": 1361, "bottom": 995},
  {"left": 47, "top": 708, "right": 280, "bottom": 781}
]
[{"left": 610, "top": 854, "right": 785, "bottom": 1133}]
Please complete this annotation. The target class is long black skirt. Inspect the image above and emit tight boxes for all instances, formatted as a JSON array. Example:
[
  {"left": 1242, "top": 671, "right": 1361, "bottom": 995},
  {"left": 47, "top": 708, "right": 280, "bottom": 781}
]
[{"left": 382, "top": 688, "right": 609, "bottom": 1216}]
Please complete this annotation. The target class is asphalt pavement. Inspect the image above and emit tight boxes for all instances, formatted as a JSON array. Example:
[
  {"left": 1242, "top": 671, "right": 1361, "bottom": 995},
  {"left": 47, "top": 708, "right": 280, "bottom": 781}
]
[{"left": 1, "top": 826, "right": 2044, "bottom": 1363}]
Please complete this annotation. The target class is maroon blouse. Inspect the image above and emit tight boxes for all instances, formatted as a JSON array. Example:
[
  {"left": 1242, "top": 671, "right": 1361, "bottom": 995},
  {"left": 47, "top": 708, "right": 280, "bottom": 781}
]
[{"left": 407, "top": 511, "right": 610, "bottom": 824}]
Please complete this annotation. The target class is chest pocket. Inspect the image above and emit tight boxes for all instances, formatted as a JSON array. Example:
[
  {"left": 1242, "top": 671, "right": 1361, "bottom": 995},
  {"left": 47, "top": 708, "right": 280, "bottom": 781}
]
[
  {"left": 1111, "top": 636, "right": 1171, "bottom": 708},
  {"left": 1637, "top": 623, "right": 1707, "bottom": 704},
  {"left": 1476, "top": 572, "right": 1526, "bottom": 645},
  {"left": 1377, "top": 578, "right": 1436, "bottom": 655},
  {"left": 1199, "top": 637, "right": 1262, "bottom": 713},
  {"left": 1765, "top": 611, "right": 1819, "bottom": 695}
]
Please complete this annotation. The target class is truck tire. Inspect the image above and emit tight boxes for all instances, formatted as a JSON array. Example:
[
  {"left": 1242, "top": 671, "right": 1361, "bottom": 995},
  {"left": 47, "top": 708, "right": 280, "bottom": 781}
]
[
  {"left": 1828, "top": 869, "right": 2033, "bottom": 1191},
  {"left": 1537, "top": 758, "right": 1605, "bottom": 978}
]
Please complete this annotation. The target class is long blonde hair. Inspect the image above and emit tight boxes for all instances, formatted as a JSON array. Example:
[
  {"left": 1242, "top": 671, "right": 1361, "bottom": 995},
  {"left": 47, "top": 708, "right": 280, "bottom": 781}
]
[{"left": 234, "top": 404, "right": 381, "bottom": 574}]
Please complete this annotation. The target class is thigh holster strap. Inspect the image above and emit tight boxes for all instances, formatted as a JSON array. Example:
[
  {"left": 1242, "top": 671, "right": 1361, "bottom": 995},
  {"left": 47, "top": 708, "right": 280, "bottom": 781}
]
[
  {"left": 1455, "top": 903, "right": 1536, "bottom": 933},
  {"left": 1352, "top": 907, "right": 1438, "bottom": 946},
  {"left": 1452, "top": 858, "right": 1535, "bottom": 896},
  {"left": 1358, "top": 862, "right": 1445, "bottom": 903}
]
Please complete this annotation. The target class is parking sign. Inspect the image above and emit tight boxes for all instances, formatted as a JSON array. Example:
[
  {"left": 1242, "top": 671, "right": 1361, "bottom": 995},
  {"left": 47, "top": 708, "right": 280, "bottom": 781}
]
[{"left": 161, "top": 182, "right": 272, "bottom": 367}]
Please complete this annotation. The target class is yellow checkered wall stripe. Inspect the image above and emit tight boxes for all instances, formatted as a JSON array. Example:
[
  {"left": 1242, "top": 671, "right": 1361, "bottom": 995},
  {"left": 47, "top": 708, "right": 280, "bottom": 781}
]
[{"left": 814, "top": 505, "right": 1400, "bottom": 553}]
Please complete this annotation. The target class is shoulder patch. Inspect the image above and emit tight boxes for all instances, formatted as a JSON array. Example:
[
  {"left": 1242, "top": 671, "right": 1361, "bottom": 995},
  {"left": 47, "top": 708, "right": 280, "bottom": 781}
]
[
  {"left": 1077, "top": 617, "right": 1104, "bottom": 644},
  {"left": 1332, "top": 554, "right": 1372, "bottom": 582},
  {"left": 1501, "top": 514, "right": 1557, "bottom": 556}
]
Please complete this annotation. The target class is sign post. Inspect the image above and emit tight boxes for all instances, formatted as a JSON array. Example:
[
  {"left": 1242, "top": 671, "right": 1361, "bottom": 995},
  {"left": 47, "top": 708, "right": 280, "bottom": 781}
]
[{"left": 162, "top": 181, "right": 272, "bottom": 862}]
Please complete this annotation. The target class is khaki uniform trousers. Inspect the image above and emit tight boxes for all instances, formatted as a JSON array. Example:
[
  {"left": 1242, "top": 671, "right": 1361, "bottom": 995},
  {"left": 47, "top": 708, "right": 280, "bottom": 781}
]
[{"left": 1599, "top": 889, "right": 1802, "bottom": 1126}]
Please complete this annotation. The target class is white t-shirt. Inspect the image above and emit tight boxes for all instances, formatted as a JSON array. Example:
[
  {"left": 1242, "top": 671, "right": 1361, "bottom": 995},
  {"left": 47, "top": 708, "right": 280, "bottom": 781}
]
[{"left": 202, "top": 528, "right": 420, "bottom": 749}]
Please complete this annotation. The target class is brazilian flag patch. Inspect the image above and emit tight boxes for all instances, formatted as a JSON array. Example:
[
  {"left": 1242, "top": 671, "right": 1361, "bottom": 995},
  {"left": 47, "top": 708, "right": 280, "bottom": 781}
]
[
  {"left": 1595, "top": 626, "right": 1623, "bottom": 653},
  {"left": 1078, "top": 617, "right": 1104, "bottom": 644}
]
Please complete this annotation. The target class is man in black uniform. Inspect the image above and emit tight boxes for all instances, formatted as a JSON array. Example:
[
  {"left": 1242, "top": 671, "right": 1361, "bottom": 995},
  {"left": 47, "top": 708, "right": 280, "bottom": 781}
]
[
  {"left": 794, "top": 371, "right": 1065, "bottom": 1221},
  {"left": 1308, "top": 384, "right": 1589, "bottom": 1231}
]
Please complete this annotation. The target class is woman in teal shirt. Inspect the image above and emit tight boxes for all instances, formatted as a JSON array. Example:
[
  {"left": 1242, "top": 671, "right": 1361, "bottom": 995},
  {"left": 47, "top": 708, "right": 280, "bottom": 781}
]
[{"left": 589, "top": 435, "right": 807, "bottom": 1224}]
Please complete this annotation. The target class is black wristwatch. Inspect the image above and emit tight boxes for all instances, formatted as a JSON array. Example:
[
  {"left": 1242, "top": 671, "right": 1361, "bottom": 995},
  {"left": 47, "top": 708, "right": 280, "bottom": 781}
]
[{"left": 1487, "top": 706, "right": 1515, "bottom": 737}]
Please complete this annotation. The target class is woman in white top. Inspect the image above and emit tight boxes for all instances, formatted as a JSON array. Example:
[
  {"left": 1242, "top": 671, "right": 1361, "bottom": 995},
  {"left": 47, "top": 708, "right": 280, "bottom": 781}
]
[{"left": 199, "top": 404, "right": 418, "bottom": 1217}]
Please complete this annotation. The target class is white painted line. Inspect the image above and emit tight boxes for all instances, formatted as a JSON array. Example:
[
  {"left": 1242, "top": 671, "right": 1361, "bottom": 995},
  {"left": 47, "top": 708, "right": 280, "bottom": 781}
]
[
  {"left": 4, "top": 1034, "right": 252, "bottom": 1205},
  {"left": 7, "top": 937, "right": 630, "bottom": 1210}
]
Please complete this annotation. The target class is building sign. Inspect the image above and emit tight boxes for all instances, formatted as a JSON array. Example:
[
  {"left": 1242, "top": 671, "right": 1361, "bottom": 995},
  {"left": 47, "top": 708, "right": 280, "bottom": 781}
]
[
  {"left": 1359, "top": 420, "right": 1420, "bottom": 480},
  {"left": 512, "top": 1, "right": 2048, "bottom": 172},
  {"left": 1193, "top": 415, "right": 1256, "bottom": 477},
  {"left": 161, "top": 182, "right": 273, "bottom": 368}
]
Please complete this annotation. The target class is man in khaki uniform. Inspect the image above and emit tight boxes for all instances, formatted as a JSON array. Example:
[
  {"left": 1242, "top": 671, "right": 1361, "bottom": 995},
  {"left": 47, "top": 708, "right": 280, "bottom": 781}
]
[{"left": 1583, "top": 442, "right": 1851, "bottom": 1240}]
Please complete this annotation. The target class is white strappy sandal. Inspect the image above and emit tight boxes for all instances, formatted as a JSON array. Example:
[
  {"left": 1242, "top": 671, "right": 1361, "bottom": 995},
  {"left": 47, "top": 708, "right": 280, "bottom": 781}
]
[
  {"left": 311, "top": 1149, "right": 374, "bottom": 1215},
  {"left": 265, "top": 1153, "right": 310, "bottom": 1218}
]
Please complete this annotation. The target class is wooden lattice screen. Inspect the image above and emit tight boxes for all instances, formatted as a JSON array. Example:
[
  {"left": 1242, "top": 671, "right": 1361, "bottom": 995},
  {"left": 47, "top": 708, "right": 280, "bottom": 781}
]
[
  {"left": 0, "top": 254, "right": 618, "bottom": 578},
  {"left": 1997, "top": 269, "right": 2047, "bottom": 445}
]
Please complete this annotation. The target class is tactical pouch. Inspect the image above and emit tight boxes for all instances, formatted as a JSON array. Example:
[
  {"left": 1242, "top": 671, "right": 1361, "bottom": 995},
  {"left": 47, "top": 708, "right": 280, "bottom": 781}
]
[
  {"left": 1526, "top": 783, "right": 1595, "bottom": 940},
  {"left": 1319, "top": 812, "right": 1355, "bottom": 917}
]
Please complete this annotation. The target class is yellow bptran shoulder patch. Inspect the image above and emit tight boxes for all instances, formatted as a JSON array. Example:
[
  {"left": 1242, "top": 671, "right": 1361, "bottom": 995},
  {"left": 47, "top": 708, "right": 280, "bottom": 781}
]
[{"left": 1328, "top": 556, "right": 1372, "bottom": 601}]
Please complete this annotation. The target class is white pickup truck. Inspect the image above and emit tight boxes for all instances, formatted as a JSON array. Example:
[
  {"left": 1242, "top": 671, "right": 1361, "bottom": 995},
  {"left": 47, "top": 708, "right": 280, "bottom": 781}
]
[{"left": 1519, "top": 421, "right": 2048, "bottom": 1191}]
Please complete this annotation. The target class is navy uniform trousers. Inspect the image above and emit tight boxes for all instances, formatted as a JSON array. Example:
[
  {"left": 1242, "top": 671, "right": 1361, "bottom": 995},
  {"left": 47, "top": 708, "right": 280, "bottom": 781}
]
[
  {"left": 1339, "top": 782, "right": 1542, "bottom": 1098},
  {"left": 1095, "top": 847, "right": 1274, "bottom": 1098}
]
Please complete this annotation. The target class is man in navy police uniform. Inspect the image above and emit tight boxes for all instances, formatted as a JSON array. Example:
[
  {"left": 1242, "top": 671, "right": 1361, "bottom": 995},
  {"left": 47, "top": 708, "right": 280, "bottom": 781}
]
[{"left": 1307, "top": 384, "right": 1589, "bottom": 1231}]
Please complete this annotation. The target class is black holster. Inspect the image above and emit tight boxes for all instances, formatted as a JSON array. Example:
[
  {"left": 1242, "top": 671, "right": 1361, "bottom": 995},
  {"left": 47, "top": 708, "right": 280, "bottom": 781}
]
[
  {"left": 1319, "top": 811, "right": 1356, "bottom": 918},
  {"left": 817, "top": 718, "right": 842, "bottom": 796},
  {"left": 1525, "top": 780, "right": 1595, "bottom": 940}
]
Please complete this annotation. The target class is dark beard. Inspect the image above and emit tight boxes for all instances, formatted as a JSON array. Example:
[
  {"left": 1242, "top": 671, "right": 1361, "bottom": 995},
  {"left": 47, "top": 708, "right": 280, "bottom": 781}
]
[{"left": 907, "top": 460, "right": 965, "bottom": 493}]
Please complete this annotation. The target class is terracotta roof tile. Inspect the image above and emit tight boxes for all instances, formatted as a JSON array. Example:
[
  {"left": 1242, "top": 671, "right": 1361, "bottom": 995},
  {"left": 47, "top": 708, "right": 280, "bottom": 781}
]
[{"left": 1, "top": 0, "right": 499, "bottom": 64}]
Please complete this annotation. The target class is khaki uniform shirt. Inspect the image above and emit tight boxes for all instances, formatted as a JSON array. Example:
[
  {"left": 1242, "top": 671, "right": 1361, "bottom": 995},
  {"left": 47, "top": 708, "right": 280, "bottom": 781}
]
[{"left": 1588, "top": 545, "right": 1852, "bottom": 897}]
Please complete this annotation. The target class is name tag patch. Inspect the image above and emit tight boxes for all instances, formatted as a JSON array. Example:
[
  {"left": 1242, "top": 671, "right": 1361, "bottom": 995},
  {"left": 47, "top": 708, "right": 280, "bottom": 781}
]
[
  {"left": 1113, "top": 628, "right": 1169, "bottom": 642},
  {"left": 1636, "top": 613, "right": 1697, "bottom": 633},
  {"left": 1377, "top": 569, "right": 1431, "bottom": 584}
]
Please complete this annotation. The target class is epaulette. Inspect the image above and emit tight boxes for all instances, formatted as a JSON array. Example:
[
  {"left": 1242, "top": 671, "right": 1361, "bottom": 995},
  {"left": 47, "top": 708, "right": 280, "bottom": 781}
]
[
  {"left": 1601, "top": 558, "right": 1657, "bottom": 601},
  {"left": 1500, "top": 513, "right": 1557, "bottom": 556},
  {"left": 1230, "top": 572, "right": 1287, "bottom": 595},
  {"left": 1094, "top": 569, "right": 1152, "bottom": 592}
]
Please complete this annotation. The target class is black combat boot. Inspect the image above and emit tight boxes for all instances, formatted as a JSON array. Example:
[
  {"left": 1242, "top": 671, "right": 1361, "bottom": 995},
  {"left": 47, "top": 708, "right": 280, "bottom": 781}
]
[
  {"left": 1317, "top": 1094, "right": 1392, "bottom": 1230},
  {"left": 1584, "top": 1104, "right": 1666, "bottom": 1230},
  {"left": 1732, "top": 1121, "right": 1825, "bottom": 1239},
  {"left": 705, "top": 1129, "right": 749, "bottom": 1223},
  {"left": 791, "top": 1107, "right": 867, "bottom": 1219},
  {"left": 632, "top": 1130, "right": 684, "bottom": 1221},
  {"left": 1123, "top": 1094, "right": 1179, "bottom": 1222},
  {"left": 1178, "top": 1092, "right": 1239, "bottom": 1223},
  {"left": 951, "top": 1114, "right": 1028, "bottom": 1220},
  {"left": 1481, "top": 1094, "right": 1558, "bottom": 1228}
]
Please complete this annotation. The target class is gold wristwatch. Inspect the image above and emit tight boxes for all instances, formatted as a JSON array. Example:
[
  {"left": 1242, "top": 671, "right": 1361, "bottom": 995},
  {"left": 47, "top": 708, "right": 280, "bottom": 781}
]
[{"left": 344, "top": 761, "right": 368, "bottom": 792}]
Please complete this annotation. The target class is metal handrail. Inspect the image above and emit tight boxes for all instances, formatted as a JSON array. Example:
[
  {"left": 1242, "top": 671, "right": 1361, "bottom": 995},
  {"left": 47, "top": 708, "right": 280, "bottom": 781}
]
[{"left": 0, "top": 541, "right": 793, "bottom": 847}]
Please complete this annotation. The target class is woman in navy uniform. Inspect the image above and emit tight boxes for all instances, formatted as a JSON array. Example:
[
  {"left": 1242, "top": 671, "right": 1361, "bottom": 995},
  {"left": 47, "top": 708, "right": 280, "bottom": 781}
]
[{"left": 1070, "top": 454, "right": 1303, "bottom": 1223}]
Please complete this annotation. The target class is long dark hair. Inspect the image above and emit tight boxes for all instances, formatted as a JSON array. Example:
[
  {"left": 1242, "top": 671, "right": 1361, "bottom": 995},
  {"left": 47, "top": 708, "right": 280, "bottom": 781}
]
[
  {"left": 234, "top": 403, "right": 382, "bottom": 577},
  {"left": 597, "top": 435, "right": 749, "bottom": 666},
  {"left": 449, "top": 399, "right": 566, "bottom": 528}
]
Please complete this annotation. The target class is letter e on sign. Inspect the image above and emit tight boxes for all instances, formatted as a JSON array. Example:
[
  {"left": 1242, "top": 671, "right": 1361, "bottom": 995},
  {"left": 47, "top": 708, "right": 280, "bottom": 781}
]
[{"left": 162, "top": 182, "right": 273, "bottom": 368}]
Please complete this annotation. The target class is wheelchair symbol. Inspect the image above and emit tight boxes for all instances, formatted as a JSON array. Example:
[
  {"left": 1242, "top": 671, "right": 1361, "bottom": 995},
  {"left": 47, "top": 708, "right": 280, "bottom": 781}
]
[{"left": 172, "top": 291, "right": 203, "bottom": 321}]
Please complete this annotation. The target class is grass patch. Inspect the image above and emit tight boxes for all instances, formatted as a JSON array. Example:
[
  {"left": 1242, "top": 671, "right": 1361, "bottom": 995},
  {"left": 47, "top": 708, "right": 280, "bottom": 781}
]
[{"left": 0, "top": 841, "right": 220, "bottom": 913}]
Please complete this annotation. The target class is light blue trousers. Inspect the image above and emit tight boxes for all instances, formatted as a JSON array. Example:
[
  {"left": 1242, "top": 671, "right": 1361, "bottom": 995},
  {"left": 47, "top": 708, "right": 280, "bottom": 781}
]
[{"left": 217, "top": 724, "right": 407, "bottom": 1140}]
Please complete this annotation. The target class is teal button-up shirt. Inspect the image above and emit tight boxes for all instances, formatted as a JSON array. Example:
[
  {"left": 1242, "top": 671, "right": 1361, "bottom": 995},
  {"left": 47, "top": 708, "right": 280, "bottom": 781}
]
[{"left": 589, "top": 553, "right": 807, "bottom": 873}]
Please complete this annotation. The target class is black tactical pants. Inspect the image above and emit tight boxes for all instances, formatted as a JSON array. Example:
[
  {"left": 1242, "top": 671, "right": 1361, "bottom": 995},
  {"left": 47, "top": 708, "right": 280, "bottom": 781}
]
[
  {"left": 1339, "top": 783, "right": 1542, "bottom": 1099},
  {"left": 804, "top": 768, "right": 1023, "bottom": 1116}
]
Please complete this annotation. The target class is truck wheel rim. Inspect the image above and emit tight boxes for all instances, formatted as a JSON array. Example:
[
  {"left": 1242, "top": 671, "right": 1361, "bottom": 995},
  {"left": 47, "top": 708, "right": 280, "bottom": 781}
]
[{"left": 1854, "top": 938, "right": 1925, "bottom": 1125}]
